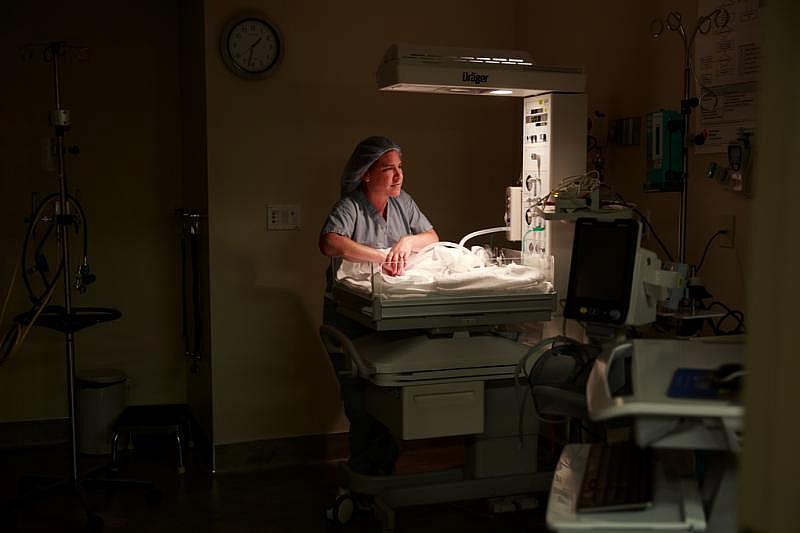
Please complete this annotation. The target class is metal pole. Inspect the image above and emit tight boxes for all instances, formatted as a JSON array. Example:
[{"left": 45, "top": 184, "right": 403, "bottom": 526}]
[
  {"left": 678, "top": 56, "right": 691, "bottom": 265},
  {"left": 51, "top": 41, "right": 79, "bottom": 486}
]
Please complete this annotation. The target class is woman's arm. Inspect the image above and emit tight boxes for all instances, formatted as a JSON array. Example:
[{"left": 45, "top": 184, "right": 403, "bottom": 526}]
[
  {"left": 391, "top": 229, "right": 439, "bottom": 254},
  {"left": 384, "top": 228, "right": 439, "bottom": 275},
  {"left": 319, "top": 232, "right": 386, "bottom": 263}
]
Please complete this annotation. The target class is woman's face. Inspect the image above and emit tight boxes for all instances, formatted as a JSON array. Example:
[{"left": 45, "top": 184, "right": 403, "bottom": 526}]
[{"left": 363, "top": 150, "right": 403, "bottom": 198}]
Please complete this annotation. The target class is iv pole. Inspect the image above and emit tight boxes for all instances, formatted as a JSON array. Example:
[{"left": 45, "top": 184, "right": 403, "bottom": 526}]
[
  {"left": 0, "top": 39, "right": 102, "bottom": 531},
  {"left": 651, "top": 8, "right": 730, "bottom": 264},
  {"left": 50, "top": 40, "right": 81, "bottom": 490},
  {"left": 2, "top": 42, "right": 150, "bottom": 532}
]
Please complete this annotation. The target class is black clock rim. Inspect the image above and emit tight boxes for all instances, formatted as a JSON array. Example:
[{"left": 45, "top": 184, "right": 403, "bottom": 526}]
[{"left": 223, "top": 15, "right": 282, "bottom": 78}]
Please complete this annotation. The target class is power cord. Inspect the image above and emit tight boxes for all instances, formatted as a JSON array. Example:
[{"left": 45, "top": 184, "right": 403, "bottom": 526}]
[
  {"left": 0, "top": 259, "right": 20, "bottom": 330},
  {"left": 706, "top": 301, "right": 745, "bottom": 335},
  {"left": 695, "top": 229, "right": 728, "bottom": 274},
  {"left": 514, "top": 336, "right": 571, "bottom": 448},
  {"left": 0, "top": 258, "right": 61, "bottom": 365},
  {"left": 601, "top": 185, "right": 675, "bottom": 263},
  {"left": 515, "top": 336, "right": 595, "bottom": 447},
  {"left": 632, "top": 206, "right": 676, "bottom": 263}
]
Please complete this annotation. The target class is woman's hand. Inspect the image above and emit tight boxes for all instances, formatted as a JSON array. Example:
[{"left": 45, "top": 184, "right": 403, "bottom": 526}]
[{"left": 383, "top": 236, "right": 414, "bottom": 276}]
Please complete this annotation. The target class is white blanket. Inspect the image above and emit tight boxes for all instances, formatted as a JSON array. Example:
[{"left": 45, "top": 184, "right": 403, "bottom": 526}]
[{"left": 336, "top": 243, "right": 552, "bottom": 297}]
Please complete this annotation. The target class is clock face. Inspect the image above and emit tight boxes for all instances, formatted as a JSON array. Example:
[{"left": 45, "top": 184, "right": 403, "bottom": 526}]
[{"left": 223, "top": 16, "right": 281, "bottom": 78}]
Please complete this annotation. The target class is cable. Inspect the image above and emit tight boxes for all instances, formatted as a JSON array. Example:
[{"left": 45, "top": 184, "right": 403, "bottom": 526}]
[
  {"left": 695, "top": 229, "right": 727, "bottom": 274},
  {"left": 704, "top": 301, "right": 746, "bottom": 335},
  {"left": 596, "top": 184, "right": 675, "bottom": 262},
  {"left": 21, "top": 193, "right": 88, "bottom": 305},
  {"left": 0, "top": 258, "right": 21, "bottom": 330},
  {"left": 531, "top": 170, "right": 603, "bottom": 211},
  {"left": 0, "top": 260, "right": 61, "bottom": 366},
  {"left": 631, "top": 208, "right": 676, "bottom": 263},
  {"left": 714, "top": 310, "right": 745, "bottom": 335},
  {"left": 515, "top": 336, "right": 591, "bottom": 446},
  {"left": 22, "top": 194, "right": 61, "bottom": 304},
  {"left": 2, "top": 192, "right": 90, "bottom": 364},
  {"left": 514, "top": 336, "right": 565, "bottom": 446},
  {"left": 535, "top": 173, "right": 675, "bottom": 262}
]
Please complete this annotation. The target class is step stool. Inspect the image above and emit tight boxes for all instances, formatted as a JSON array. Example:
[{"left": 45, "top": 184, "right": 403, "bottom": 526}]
[{"left": 112, "top": 405, "right": 191, "bottom": 474}]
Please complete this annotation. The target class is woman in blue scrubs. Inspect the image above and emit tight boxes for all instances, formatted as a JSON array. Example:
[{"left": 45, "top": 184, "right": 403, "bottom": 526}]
[
  {"left": 319, "top": 136, "right": 439, "bottom": 474},
  {"left": 320, "top": 136, "right": 439, "bottom": 275}
]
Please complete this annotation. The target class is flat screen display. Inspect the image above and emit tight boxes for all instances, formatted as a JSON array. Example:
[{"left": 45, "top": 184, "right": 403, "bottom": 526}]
[{"left": 564, "top": 218, "right": 640, "bottom": 324}]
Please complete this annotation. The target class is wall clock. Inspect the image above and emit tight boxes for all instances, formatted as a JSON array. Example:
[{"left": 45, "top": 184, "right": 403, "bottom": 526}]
[{"left": 220, "top": 14, "right": 282, "bottom": 79}]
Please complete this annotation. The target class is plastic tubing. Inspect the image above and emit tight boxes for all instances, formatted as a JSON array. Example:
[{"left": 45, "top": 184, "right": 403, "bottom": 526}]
[{"left": 458, "top": 227, "right": 510, "bottom": 248}]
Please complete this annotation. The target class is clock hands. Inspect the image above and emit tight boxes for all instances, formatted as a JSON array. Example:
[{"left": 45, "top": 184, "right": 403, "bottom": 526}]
[
  {"left": 223, "top": 16, "right": 280, "bottom": 78},
  {"left": 247, "top": 37, "right": 262, "bottom": 67}
]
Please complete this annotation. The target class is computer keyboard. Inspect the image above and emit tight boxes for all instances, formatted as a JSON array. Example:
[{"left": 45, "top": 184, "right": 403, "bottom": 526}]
[{"left": 575, "top": 442, "right": 653, "bottom": 513}]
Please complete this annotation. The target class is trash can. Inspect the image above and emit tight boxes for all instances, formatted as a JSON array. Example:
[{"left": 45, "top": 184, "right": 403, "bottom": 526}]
[{"left": 77, "top": 370, "right": 127, "bottom": 455}]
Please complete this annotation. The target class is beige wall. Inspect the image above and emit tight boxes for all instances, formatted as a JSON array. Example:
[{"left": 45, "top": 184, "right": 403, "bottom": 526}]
[
  {"left": 203, "top": 0, "right": 524, "bottom": 444},
  {"left": 203, "top": 0, "right": 753, "bottom": 445},
  {"left": 0, "top": 1, "right": 185, "bottom": 421}
]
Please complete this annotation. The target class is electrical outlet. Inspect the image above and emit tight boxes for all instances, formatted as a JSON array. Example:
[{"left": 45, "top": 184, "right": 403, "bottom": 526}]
[
  {"left": 720, "top": 215, "right": 736, "bottom": 248},
  {"left": 266, "top": 204, "right": 302, "bottom": 230}
]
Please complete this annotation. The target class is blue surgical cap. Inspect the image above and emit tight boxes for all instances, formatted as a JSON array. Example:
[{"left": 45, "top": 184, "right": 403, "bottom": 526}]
[{"left": 340, "top": 136, "right": 402, "bottom": 196}]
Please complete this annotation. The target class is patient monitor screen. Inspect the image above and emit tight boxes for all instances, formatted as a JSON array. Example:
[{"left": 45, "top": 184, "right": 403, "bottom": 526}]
[{"left": 564, "top": 218, "right": 640, "bottom": 325}]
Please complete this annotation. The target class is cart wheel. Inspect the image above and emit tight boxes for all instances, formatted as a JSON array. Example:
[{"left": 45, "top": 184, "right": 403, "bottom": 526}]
[{"left": 325, "top": 489, "right": 354, "bottom": 525}]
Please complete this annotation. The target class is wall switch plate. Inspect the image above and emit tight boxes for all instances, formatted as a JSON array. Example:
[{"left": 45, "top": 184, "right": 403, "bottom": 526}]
[
  {"left": 720, "top": 215, "right": 735, "bottom": 248},
  {"left": 267, "top": 204, "right": 301, "bottom": 230}
]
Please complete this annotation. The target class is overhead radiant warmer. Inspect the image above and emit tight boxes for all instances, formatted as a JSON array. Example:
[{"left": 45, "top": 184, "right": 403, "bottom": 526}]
[
  {"left": 377, "top": 44, "right": 584, "bottom": 96},
  {"left": 377, "top": 44, "right": 586, "bottom": 297}
]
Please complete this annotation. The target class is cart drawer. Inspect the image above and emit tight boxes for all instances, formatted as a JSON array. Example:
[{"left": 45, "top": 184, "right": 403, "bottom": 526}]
[{"left": 366, "top": 381, "right": 484, "bottom": 440}]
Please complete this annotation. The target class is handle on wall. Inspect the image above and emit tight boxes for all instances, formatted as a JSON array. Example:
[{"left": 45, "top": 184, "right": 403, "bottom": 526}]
[{"left": 177, "top": 209, "right": 205, "bottom": 374}]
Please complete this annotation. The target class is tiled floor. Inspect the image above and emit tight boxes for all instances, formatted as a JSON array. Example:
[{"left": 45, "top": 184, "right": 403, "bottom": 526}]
[{"left": 1, "top": 440, "right": 551, "bottom": 532}]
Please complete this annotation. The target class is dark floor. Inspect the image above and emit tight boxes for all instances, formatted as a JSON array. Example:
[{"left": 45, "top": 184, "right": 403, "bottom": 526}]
[{"left": 0, "top": 440, "right": 551, "bottom": 532}]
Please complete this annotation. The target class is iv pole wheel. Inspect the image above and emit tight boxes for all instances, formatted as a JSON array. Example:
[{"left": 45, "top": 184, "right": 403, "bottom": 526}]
[{"left": 325, "top": 487, "right": 354, "bottom": 525}]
